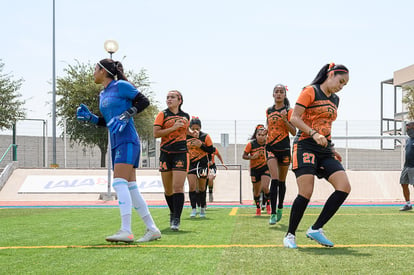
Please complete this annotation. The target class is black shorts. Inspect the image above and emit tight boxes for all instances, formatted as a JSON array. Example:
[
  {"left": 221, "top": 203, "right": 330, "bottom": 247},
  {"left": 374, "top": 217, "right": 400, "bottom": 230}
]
[
  {"left": 188, "top": 157, "right": 209, "bottom": 178},
  {"left": 159, "top": 151, "right": 188, "bottom": 172},
  {"left": 292, "top": 142, "right": 344, "bottom": 179},
  {"left": 250, "top": 165, "right": 270, "bottom": 183},
  {"left": 265, "top": 148, "right": 291, "bottom": 166},
  {"left": 209, "top": 163, "right": 217, "bottom": 177}
]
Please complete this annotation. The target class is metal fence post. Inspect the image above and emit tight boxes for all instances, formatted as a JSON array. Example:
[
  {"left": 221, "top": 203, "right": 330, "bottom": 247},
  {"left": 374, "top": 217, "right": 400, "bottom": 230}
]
[{"left": 12, "top": 123, "right": 17, "bottom": 161}]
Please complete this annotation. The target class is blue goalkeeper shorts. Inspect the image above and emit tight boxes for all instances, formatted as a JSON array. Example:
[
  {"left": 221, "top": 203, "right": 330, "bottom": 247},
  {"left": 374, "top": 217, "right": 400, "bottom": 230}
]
[{"left": 111, "top": 142, "right": 140, "bottom": 169}]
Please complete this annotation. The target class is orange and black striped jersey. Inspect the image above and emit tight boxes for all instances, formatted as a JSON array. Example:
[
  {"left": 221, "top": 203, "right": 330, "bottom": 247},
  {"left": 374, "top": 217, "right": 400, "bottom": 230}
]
[
  {"left": 295, "top": 84, "right": 339, "bottom": 142},
  {"left": 154, "top": 109, "right": 190, "bottom": 153},
  {"left": 266, "top": 105, "right": 293, "bottom": 150},
  {"left": 186, "top": 131, "right": 215, "bottom": 163},
  {"left": 244, "top": 140, "right": 267, "bottom": 170}
]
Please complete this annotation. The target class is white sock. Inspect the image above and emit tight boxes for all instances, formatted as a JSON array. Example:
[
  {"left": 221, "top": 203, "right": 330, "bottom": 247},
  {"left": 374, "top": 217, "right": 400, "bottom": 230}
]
[
  {"left": 121, "top": 214, "right": 132, "bottom": 233},
  {"left": 128, "top": 181, "right": 158, "bottom": 231},
  {"left": 407, "top": 201, "right": 411, "bottom": 206},
  {"left": 113, "top": 178, "right": 132, "bottom": 233}
]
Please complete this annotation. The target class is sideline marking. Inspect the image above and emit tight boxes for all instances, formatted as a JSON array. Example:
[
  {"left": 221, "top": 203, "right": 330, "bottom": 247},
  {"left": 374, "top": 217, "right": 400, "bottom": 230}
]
[
  {"left": 2, "top": 244, "right": 414, "bottom": 250},
  {"left": 238, "top": 213, "right": 412, "bottom": 216},
  {"left": 229, "top": 207, "right": 238, "bottom": 216}
]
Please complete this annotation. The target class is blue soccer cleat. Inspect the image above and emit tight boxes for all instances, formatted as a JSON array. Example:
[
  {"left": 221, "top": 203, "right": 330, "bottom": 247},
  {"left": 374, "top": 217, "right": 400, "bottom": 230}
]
[
  {"left": 283, "top": 233, "right": 297, "bottom": 249},
  {"left": 306, "top": 227, "right": 334, "bottom": 247}
]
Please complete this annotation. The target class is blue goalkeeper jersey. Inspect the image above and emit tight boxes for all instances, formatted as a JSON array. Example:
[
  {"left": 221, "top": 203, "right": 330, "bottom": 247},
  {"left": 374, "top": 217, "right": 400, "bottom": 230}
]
[{"left": 99, "top": 80, "right": 140, "bottom": 149}]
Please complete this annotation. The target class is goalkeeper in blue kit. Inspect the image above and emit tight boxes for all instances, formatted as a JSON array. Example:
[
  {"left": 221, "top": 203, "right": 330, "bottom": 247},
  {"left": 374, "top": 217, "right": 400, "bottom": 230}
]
[{"left": 76, "top": 58, "right": 161, "bottom": 243}]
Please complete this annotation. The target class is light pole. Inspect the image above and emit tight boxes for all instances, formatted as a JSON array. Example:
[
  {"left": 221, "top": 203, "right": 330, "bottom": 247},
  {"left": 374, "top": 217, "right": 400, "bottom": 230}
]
[
  {"left": 101, "top": 40, "right": 118, "bottom": 201},
  {"left": 51, "top": 0, "right": 57, "bottom": 167},
  {"left": 104, "top": 40, "right": 119, "bottom": 59}
]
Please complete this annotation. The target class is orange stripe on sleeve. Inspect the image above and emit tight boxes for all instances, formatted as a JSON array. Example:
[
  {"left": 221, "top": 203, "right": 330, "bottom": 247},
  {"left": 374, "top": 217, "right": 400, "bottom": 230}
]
[
  {"left": 295, "top": 86, "right": 315, "bottom": 108},
  {"left": 244, "top": 142, "right": 252, "bottom": 153},
  {"left": 153, "top": 111, "right": 165, "bottom": 126}
]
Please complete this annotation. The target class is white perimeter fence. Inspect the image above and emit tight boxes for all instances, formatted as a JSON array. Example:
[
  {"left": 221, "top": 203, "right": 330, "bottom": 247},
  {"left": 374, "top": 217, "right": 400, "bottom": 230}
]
[{"left": 0, "top": 119, "right": 408, "bottom": 171}]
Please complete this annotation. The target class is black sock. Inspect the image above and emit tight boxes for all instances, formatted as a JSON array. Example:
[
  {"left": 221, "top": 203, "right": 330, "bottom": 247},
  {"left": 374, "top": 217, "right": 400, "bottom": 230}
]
[
  {"left": 173, "top": 193, "right": 185, "bottom": 220},
  {"left": 165, "top": 194, "right": 174, "bottom": 215},
  {"left": 287, "top": 195, "right": 309, "bottom": 235},
  {"left": 209, "top": 186, "right": 213, "bottom": 193},
  {"left": 200, "top": 190, "right": 207, "bottom": 208},
  {"left": 270, "top": 179, "right": 279, "bottom": 214},
  {"left": 189, "top": 191, "right": 197, "bottom": 209},
  {"left": 312, "top": 190, "right": 349, "bottom": 229},
  {"left": 196, "top": 191, "right": 201, "bottom": 208},
  {"left": 254, "top": 196, "right": 261, "bottom": 209},
  {"left": 278, "top": 181, "right": 286, "bottom": 209}
]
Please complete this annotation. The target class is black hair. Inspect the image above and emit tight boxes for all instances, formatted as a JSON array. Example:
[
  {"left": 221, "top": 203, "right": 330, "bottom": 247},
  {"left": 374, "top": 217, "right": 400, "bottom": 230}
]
[
  {"left": 250, "top": 124, "right": 265, "bottom": 140},
  {"left": 273, "top": 84, "right": 290, "bottom": 109},
  {"left": 310, "top": 63, "right": 349, "bottom": 85},
  {"left": 406, "top": 121, "right": 414, "bottom": 129},
  {"left": 190, "top": 116, "right": 201, "bottom": 128},
  {"left": 98, "top": 58, "right": 128, "bottom": 81}
]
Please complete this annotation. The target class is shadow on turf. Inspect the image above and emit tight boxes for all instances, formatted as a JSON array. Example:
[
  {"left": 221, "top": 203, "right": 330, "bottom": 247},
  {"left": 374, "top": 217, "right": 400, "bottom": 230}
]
[
  {"left": 268, "top": 224, "right": 288, "bottom": 231},
  {"left": 159, "top": 228, "right": 193, "bottom": 235},
  {"left": 300, "top": 247, "right": 371, "bottom": 256}
]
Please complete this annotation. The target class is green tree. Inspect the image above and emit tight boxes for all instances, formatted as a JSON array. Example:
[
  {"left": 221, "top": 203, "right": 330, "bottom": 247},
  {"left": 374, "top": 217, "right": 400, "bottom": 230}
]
[
  {"left": 402, "top": 85, "right": 414, "bottom": 120},
  {"left": 56, "top": 60, "right": 159, "bottom": 167},
  {"left": 0, "top": 60, "right": 25, "bottom": 129}
]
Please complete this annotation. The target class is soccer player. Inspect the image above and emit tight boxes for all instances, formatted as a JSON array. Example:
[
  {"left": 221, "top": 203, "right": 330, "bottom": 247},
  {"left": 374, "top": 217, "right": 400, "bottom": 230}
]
[
  {"left": 206, "top": 148, "right": 228, "bottom": 202},
  {"left": 76, "top": 58, "right": 161, "bottom": 243},
  {"left": 283, "top": 63, "right": 350, "bottom": 249},
  {"left": 186, "top": 117, "right": 215, "bottom": 218},
  {"left": 266, "top": 84, "right": 296, "bottom": 225},
  {"left": 243, "top": 125, "right": 271, "bottom": 216},
  {"left": 399, "top": 121, "right": 414, "bottom": 211},
  {"left": 153, "top": 90, "right": 196, "bottom": 231}
]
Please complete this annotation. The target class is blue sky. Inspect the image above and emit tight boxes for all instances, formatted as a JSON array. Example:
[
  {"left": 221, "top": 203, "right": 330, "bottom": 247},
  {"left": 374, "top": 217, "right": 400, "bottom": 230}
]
[{"left": 1, "top": 0, "right": 413, "bottom": 132}]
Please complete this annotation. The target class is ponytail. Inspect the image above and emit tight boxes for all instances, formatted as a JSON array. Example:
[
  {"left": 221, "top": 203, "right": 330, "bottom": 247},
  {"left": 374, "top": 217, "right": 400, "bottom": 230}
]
[
  {"left": 114, "top": 61, "right": 128, "bottom": 81},
  {"left": 310, "top": 63, "right": 349, "bottom": 85}
]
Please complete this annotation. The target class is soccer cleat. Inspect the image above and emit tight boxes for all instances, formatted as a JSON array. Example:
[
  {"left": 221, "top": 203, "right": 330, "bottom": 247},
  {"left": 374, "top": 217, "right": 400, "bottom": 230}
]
[
  {"left": 209, "top": 192, "right": 214, "bottom": 202},
  {"left": 276, "top": 208, "right": 283, "bottom": 222},
  {"left": 283, "top": 233, "right": 297, "bottom": 249},
  {"left": 170, "top": 218, "right": 180, "bottom": 231},
  {"left": 136, "top": 229, "right": 162, "bottom": 243},
  {"left": 256, "top": 208, "right": 261, "bottom": 216},
  {"left": 105, "top": 230, "right": 135, "bottom": 243},
  {"left": 190, "top": 208, "right": 197, "bottom": 218},
  {"left": 200, "top": 207, "right": 206, "bottom": 218},
  {"left": 269, "top": 214, "right": 277, "bottom": 225},
  {"left": 400, "top": 204, "right": 412, "bottom": 211},
  {"left": 306, "top": 227, "right": 334, "bottom": 247}
]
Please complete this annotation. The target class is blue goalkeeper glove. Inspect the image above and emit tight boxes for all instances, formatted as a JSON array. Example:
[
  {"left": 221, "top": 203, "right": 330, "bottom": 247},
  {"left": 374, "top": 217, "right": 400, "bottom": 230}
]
[
  {"left": 107, "top": 107, "right": 137, "bottom": 134},
  {"left": 76, "top": 104, "right": 99, "bottom": 124}
]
